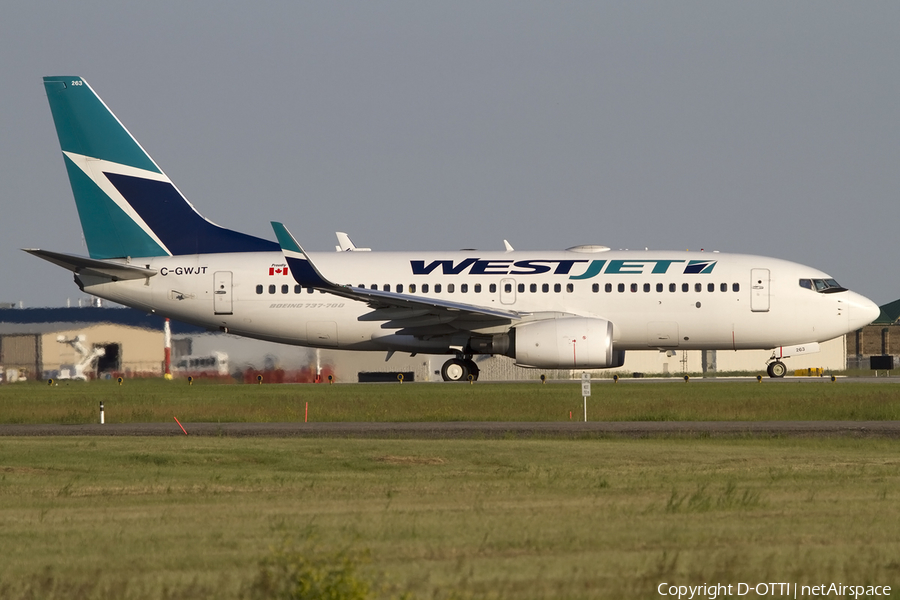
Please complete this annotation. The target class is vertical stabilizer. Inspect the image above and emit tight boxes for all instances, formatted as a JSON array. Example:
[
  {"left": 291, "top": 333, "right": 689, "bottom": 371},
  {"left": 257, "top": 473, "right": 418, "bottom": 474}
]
[{"left": 43, "top": 77, "right": 278, "bottom": 258}]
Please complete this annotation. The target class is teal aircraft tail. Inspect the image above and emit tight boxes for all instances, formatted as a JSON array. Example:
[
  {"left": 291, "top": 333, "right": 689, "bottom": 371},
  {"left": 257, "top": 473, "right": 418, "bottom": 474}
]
[{"left": 42, "top": 76, "right": 277, "bottom": 259}]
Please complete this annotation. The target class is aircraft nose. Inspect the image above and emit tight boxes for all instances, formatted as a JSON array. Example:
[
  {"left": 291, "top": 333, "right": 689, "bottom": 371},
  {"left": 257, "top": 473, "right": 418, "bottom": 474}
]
[{"left": 846, "top": 291, "right": 880, "bottom": 329}]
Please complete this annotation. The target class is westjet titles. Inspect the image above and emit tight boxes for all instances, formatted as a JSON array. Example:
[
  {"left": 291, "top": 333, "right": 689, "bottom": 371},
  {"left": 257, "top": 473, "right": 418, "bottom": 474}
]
[{"left": 410, "top": 258, "right": 717, "bottom": 278}]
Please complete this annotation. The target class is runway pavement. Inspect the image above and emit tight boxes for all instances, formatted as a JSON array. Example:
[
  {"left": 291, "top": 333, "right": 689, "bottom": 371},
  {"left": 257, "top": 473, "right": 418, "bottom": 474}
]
[{"left": 1, "top": 421, "right": 900, "bottom": 438}]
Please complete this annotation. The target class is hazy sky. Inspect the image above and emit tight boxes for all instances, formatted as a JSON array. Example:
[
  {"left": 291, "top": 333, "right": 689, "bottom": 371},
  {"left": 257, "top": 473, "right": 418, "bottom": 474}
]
[{"left": 2, "top": 2, "right": 898, "bottom": 307}]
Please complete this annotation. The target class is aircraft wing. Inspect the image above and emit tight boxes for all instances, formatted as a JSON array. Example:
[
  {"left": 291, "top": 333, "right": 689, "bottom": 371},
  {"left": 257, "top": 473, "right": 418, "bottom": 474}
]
[
  {"left": 271, "top": 222, "right": 525, "bottom": 322},
  {"left": 22, "top": 249, "right": 158, "bottom": 280}
]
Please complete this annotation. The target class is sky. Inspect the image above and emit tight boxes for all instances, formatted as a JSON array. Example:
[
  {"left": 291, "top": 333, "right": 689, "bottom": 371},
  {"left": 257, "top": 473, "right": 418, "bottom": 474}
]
[{"left": 1, "top": 2, "right": 898, "bottom": 307}]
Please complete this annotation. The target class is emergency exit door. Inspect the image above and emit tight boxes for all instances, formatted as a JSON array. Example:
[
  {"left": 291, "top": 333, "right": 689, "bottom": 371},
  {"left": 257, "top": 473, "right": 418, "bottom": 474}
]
[
  {"left": 750, "top": 268, "right": 769, "bottom": 312},
  {"left": 499, "top": 278, "right": 516, "bottom": 305},
  {"left": 214, "top": 271, "right": 233, "bottom": 315}
]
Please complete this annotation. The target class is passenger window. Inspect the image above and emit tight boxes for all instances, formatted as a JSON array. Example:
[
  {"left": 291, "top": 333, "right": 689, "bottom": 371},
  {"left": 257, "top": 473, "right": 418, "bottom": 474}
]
[
  {"left": 397, "top": 284, "right": 404, "bottom": 293},
  {"left": 720, "top": 283, "right": 727, "bottom": 292},
  {"left": 643, "top": 283, "right": 651, "bottom": 293},
  {"left": 708, "top": 283, "right": 715, "bottom": 292},
  {"left": 517, "top": 283, "right": 524, "bottom": 293},
  {"left": 554, "top": 283, "right": 561, "bottom": 293},
  {"left": 308, "top": 287, "right": 314, "bottom": 294},
  {"left": 631, "top": 283, "right": 638, "bottom": 293},
  {"left": 474, "top": 284, "right": 482, "bottom": 293},
  {"left": 256, "top": 284, "right": 263, "bottom": 294},
  {"left": 410, "top": 284, "right": 416, "bottom": 293},
  {"left": 461, "top": 284, "right": 468, "bottom": 293},
  {"left": 566, "top": 283, "right": 573, "bottom": 293},
  {"left": 294, "top": 285, "right": 301, "bottom": 294},
  {"left": 592, "top": 283, "right": 599, "bottom": 293},
  {"left": 695, "top": 283, "right": 702, "bottom": 293},
  {"left": 682, "top": 283, "right": 689, "bottom": 292},
  {"left": 669, "top": 283, "right": 676, "bottom": 292},
  {"left": 435, "top": 284, "right": 442, "bottom": 293},
  {"left": 531, "top": 283, "right": 538, "bottom": 293},
  {"left": 605, "top": 283, "right": 612, "bottom": 293},
  {"left": 489, "top": 284, "right": 497, "bottom": 293},
  {"left": 268, "top": 285, "right": 276, "bottom": 294},
  {"left": 370, "top": 284, "right": 377, "bottom": 290},
  {"left": 618, "top": 283, "right": 625, "bottom": 293},
  {"left": 733, "top": 283, "right": 740, "bottom": 292},
  {"left": 422, "top": 284, "right": 429, "bottom": 293},
  {"left": 282, "top": 284, "right": 289, "bottom": 294},
  {"left": 504, "top": 283, "right": 512, "bottom": 293},
  {"left": 383, "top": 284, "right": 391, "bottom": 292},
  {"left": 656, "top": 283, "right": 663, "bottom": 292},
  {"left": 448, "top": 283, "right": 455, "bottom": 293},
  {"left": 542, "top": 283, "right": 550, "bottom": 293}
]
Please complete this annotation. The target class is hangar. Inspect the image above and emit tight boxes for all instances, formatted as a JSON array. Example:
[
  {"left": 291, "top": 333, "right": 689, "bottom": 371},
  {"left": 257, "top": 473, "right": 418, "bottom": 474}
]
[
  {"left": 0, "top": 305, "right": 890, "bottom": 382},
  {"left": 0, "top": 322, "right": 162, "bottom": 381},
  {"left": 0, "top": 307, "right": 201, "bottom": 381},
  {"left": 845, "top": 298, "right": 900, "bottom": 370}
]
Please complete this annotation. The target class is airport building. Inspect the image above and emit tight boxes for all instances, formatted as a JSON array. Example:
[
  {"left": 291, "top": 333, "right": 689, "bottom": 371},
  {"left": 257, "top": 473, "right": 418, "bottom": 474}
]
[
  {"left": 0, "top": 308, "right": 199, "bottom": 382},
  {"left": 0, "top": 322, "right": 162, "bottom": 381},
  {"left": 0, "top": 306, "right": 893, "bottom": 382}
]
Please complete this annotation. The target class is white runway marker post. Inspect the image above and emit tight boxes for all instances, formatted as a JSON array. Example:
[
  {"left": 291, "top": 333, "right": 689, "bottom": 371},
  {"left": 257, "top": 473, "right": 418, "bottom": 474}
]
[{"left": 581, "top": 372, "right": 591, "bottom": 422}]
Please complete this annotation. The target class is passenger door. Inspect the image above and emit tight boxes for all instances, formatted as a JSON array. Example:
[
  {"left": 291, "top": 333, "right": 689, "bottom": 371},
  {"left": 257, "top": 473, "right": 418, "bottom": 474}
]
[
  {"left": 213, "top": 271, "right": 233, "bottom": 315},
  {"left": 750, "top": 268, "right": 770, "bottom": 312}
]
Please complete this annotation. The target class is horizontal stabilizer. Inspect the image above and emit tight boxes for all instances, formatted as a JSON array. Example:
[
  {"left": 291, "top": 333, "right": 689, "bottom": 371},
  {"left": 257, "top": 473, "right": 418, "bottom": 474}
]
[{"left": 23, "top": 248, "right": 157, "bottom": 280}]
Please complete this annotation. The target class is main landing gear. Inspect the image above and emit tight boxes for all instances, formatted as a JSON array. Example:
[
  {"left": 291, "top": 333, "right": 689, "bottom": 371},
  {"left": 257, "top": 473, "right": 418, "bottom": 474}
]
[
  {"left": 441, "top": 356, "right": 480, "bottom": 382},
  {"left": 766, "top": 360, "right": 787, "bottom": 378}
]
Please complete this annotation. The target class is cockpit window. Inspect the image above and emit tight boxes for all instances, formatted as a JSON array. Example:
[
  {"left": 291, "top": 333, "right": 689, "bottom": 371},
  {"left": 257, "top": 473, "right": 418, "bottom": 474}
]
[{"left": 801, "top": 278, "right": 846, "bottom": 293}]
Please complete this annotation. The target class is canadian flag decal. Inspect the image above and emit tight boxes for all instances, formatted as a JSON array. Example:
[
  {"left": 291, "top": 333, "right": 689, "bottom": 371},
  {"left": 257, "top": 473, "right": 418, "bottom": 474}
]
[{"left": 269, "top": 265, "right": 289, "bottom": 276}]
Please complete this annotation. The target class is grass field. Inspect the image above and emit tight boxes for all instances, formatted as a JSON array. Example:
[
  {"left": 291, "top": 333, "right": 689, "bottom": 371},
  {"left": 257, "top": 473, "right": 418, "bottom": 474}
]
[
  {"left": 1, "top": 380, "right": 899, "bottom": 599},
  {"left": 1, "top": 378, "right": 900, "bottom": 424},
  {"left": 1, "top": 437, "right": 899, "bottom": 599}
]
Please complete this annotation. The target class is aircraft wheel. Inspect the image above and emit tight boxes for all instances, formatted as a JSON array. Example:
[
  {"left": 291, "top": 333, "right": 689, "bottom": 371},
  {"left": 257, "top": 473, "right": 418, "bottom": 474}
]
[
  {"left": 464, "top": 359, "right": 480, "bottom": 381},
  {"left": 441, "top": 358, "right": 469, "bottom": 382},
  {"left": 767, "top": 361, "right": 787, "bottom": 378}
]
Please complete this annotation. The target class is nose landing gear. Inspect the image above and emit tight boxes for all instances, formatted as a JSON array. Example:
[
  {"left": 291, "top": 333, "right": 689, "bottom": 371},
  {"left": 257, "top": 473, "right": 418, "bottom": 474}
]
[{"left": 766, "top": 360, "right": 787, "bottom": 378}]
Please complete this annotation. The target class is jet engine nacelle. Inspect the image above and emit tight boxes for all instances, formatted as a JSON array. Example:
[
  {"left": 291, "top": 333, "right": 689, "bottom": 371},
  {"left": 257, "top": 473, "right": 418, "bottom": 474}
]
[{"left": 513, "top": 317, "right": 624, "bottom": 369}]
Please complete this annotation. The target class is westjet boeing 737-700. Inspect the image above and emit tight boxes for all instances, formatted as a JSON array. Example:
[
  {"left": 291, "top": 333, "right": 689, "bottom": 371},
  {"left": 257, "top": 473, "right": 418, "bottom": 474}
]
[{"left": 27, "top": 77, "right": 881, "bottom": 380}]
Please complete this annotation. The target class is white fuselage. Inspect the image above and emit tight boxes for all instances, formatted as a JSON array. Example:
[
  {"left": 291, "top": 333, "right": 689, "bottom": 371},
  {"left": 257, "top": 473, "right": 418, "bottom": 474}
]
[{"left": 77, "top": 249, "right": 878, "bottom": 355}]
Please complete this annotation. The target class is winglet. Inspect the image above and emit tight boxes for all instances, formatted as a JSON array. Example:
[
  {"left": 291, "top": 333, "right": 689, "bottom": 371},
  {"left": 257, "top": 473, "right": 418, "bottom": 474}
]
[
  {"left": 270, "top": 223, "right": 523, "bottom": 321},
  {"left": 271, "top": 222, "right": 304, "bottom": 255},
  {"left": 335, "top": 232, "right": 371, "bottom": 252},
  {"left": 271, "top": 222, "right": 336, "bottom": 289}
]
